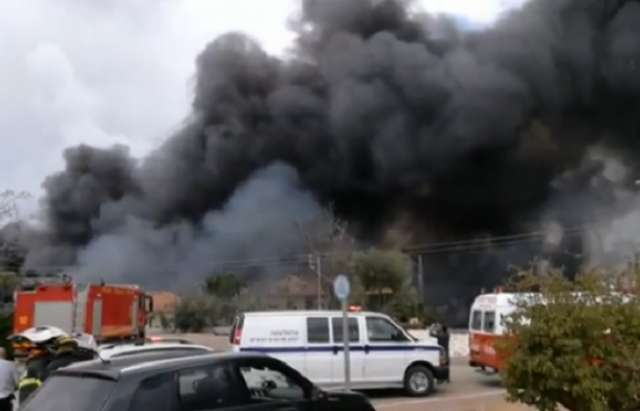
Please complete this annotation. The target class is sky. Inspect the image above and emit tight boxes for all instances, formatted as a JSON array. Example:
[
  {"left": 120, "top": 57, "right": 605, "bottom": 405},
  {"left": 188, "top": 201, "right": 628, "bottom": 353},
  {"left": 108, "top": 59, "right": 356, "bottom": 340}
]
[{"left": 0, "top": 0, "right": 526, "bottom": 213}]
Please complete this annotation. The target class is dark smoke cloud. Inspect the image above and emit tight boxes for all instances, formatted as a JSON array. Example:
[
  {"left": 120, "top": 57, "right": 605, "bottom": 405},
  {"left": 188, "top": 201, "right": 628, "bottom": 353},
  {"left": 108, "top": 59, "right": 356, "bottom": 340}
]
[{"left": 18, "top": 0, "right": 640, "bottom": 301}]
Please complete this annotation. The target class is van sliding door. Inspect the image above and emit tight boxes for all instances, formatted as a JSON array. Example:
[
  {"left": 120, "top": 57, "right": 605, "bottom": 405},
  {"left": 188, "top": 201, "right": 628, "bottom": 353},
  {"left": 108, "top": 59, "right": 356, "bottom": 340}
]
[
  {"left": 330, "top": 317, "right": 365, "bottom": 386},
  {"left": 304, "top": 317, "right": 333, "bottom": 385}
]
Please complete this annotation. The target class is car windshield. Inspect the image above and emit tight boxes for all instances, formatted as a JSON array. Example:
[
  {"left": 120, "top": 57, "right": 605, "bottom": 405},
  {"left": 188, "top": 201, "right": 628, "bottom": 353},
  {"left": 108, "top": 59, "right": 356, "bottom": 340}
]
[{"left": 21, "top": 375, "right": 115, "bottom": 411}]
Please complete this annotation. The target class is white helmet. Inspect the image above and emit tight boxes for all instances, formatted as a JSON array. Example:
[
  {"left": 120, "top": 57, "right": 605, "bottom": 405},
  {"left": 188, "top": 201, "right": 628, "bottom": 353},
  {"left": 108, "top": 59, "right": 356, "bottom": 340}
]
[
  {"left": 12, "top": 326, "right": 69, "bottom": 344},
  {"left": 71, "top": 333, "right": 98, "bottom": 351}
]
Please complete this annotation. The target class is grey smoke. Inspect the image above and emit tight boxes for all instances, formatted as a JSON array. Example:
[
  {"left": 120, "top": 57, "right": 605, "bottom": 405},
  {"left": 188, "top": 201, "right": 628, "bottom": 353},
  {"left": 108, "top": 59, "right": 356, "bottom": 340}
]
[
  {"left": 73, "top": 163, "right": 322, "bottom": 288},
  {"left": 13, "top": 0, "right": 640, "bottom": 297}
]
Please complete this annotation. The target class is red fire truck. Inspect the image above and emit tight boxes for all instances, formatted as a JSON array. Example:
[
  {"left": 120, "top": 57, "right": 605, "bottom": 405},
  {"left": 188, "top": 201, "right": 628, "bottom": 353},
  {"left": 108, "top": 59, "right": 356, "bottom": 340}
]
[{"left": 13, "top": 281, "right": 154, "bottom": 342}]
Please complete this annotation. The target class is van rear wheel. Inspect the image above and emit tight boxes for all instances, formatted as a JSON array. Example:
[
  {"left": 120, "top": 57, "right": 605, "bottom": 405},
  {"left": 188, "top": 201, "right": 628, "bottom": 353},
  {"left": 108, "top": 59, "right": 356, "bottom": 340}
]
[{"left": 404, "top": 366, "right": 435, "bottom": 397}]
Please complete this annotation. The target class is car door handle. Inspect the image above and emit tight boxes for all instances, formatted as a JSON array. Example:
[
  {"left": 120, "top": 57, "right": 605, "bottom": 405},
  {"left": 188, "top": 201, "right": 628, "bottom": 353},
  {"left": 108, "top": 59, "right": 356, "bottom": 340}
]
[
  {"left": 333, "top": 346, "right": 339, "bottom": 355},
  {"left": 364, "top": 345, "right": 370, "bottom": 354}
]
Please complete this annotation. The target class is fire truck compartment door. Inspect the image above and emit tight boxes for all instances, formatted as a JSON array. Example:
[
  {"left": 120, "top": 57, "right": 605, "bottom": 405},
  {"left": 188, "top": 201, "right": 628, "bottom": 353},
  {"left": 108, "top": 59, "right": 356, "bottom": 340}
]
[
  {"left": 34, "top": 302, "right": 73, "bottom": 331},
  {"left": 131, "top": 298, "right": 138, "bottom": 332},
  {"left": 92, "top": 300, "right": 103, "bottom": 336}
]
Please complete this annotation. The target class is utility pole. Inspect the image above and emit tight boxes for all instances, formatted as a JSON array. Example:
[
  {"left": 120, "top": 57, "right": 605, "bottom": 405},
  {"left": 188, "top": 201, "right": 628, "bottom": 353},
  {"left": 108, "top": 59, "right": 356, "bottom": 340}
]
[
  {"left": 308, "top": 254, "right": 323, "bottom": 310},
  {"left": 417, "top": 254, "right": 425, "bottom": 301}
]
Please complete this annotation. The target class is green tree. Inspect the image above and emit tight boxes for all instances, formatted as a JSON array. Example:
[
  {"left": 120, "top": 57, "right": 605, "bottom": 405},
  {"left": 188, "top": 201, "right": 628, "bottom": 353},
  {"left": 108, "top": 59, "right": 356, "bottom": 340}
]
[
  {"left": 203, "top": 273, "right": 245, "bottom": 299},
  {"left": 351, "top": 249, "right": 411, "bottom": 309},
  {"left": 0, "top": 312, "right": 13, "bottom": 358},
  {"left": 501, "top": 268, "right": 640, "bottom": 411},
  {"left": 350, "top": 249, "right": 424, "bottom": 324},
  {"left": 0, "top": 223, "right": 26, "bottom": 273},
  {"left": 174, "top": 296, "right": 217, "bottom": 332}
]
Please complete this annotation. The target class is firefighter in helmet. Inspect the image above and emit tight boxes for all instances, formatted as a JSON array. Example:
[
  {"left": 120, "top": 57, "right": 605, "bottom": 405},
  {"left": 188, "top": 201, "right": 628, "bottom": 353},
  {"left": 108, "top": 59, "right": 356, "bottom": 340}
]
[
  {"left": 10, "top": 326, "right": 67, "bottom": 403},
  {"left": 16, "top": 344, "right": 50, "bottom": 403},
  {"left": 45, "top": 335, "right": 94, "bottom": 376}
]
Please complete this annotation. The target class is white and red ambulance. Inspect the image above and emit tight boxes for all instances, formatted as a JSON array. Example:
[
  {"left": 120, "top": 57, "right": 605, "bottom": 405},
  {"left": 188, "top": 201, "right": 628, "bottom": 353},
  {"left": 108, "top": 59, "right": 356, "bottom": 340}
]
[{"left": 467, "top": 291, "right": 533, "bottom": 372}]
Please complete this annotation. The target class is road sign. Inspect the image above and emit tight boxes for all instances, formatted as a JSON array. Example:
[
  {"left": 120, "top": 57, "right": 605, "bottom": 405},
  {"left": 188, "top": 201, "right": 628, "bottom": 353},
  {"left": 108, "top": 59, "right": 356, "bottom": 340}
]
[
  {"left": 341, "top": 300, "right": 351, "bottom": 391},
  {"left": 334, "top": 273, "right": 352, "bottom": 391},
  {"left": 333, "top": 274, "right": 351, "bottom": 302}
]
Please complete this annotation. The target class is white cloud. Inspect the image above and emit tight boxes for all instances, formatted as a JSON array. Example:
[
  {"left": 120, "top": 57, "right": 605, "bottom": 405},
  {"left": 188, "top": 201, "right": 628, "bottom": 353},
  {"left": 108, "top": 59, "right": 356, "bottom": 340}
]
[
  {"left": 1, "top": 0, "right": 522, "bottom": 198},
  {"left": 0, "top": 0, "right": 296, "bottom": 196},
  {"left": 418, "top": 0, "right": 528, "bottom": 25}
]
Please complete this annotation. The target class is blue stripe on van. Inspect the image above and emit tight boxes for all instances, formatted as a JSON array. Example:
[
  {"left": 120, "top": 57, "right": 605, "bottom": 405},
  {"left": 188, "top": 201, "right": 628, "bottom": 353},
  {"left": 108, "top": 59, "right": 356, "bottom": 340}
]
[{"left": 239, "top": 345, "right": 441, "bottom": 354}]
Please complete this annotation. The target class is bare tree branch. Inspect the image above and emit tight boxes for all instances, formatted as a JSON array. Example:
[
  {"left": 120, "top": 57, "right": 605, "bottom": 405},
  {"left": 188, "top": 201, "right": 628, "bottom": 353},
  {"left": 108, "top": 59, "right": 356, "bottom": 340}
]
[{"left": 0, "top": 190, "right": 31, "bottom": 224}]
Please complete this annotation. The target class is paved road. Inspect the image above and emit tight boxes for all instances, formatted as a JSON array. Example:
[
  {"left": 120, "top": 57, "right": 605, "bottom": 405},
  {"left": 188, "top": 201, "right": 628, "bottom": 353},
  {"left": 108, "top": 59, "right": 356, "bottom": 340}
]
[
  {"left": 367, "top": 361, "right": 530, "bottom": 411},
  {"left": 158, "top": 333, "right": 531, "bottom": 411}
]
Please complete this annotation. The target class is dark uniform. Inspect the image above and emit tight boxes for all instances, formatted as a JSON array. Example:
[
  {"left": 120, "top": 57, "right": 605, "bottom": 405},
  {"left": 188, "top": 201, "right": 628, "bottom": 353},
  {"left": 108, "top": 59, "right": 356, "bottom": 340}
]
[
  {"left": 18, "top": 353, "right": 50, "bottom": 403},
  {"left": 430, "top": 323, "right": 451, "bottom": 365},
  {"left": 44, "top": 336, "right": 95, "bottom": 377},
  {"left": 45, "top": 349, "right": 94, "bottom": 375},
  {"left": 18, "top": 335, "right": 89, "bottom": 403}
]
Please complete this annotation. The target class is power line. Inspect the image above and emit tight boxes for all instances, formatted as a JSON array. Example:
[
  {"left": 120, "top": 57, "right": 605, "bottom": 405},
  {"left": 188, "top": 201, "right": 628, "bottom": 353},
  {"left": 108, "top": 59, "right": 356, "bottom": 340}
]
[
  {"left": 403, "top": 225, "right": 590, "bottom": 254},
  {"left": 412, "top": 232, "right": 584, "bottom": 256}
]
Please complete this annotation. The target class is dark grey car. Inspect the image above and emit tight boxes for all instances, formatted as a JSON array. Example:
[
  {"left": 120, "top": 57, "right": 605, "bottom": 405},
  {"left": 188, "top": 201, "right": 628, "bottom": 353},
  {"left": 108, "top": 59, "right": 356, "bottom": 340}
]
[{"left": 19, "top": 352, "right": 376, "bottom": 411}]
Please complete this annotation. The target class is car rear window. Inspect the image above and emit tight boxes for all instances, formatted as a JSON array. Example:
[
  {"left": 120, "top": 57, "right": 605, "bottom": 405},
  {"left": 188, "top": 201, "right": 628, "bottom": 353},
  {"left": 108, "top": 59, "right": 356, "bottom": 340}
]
[
  {"left": 21, "top": 375, "right": 115, "bottom": 411},
  {"left": 179, "top": 364, "right": 244, "bottom": 410},
  {"left": 130, "top": 372, "right": 179, "bottom": 411}
]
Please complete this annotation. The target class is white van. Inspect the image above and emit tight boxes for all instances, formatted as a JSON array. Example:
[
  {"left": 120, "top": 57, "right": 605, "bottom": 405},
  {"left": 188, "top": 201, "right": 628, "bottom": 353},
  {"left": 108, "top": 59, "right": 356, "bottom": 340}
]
[{"left": 230, "top": 310, "right": 449, "bottom": 396}]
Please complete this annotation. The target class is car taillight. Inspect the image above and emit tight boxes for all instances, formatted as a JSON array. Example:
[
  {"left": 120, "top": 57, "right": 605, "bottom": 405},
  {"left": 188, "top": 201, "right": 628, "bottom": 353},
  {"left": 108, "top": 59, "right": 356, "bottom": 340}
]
[{"left": 233, "top": 326, "right": 242, "bottom": 345}]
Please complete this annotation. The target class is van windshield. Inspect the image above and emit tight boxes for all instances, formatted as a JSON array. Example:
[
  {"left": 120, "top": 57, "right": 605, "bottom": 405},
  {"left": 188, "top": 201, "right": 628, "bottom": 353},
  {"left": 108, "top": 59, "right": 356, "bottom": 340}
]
[{"left": 471, "top": 310, "right": 483, "bottom": 330}]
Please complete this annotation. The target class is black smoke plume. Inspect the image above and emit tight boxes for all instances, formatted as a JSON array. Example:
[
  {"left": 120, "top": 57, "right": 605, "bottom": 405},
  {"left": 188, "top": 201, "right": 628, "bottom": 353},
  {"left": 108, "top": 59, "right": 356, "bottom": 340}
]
[{"left": 18, "top": 0, "right": 640, "bottom": 304}]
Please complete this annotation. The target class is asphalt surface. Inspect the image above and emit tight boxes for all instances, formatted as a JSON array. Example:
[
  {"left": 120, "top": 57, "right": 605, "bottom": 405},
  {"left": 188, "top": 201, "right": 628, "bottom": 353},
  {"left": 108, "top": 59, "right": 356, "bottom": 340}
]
[{"left": 367, "top": 360, "right": 529, "bottom": 411}]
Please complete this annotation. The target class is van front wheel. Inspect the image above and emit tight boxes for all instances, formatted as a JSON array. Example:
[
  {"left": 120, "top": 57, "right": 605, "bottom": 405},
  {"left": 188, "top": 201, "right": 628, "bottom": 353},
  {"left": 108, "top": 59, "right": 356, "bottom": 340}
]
[{"left": 404, "top": 366, "right": 435, "bottom": 397}]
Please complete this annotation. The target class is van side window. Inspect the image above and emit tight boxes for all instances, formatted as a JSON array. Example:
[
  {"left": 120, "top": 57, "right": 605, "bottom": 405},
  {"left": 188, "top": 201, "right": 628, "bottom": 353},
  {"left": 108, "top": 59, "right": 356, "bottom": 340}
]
[
  {"left": 331, "top": 318, "right": 359, "bottom": 343},
  {"left": 471, "top": 310, "right": 482, "bottom": 330},
  {"left": 366, "top": 317, "right": 409, "bottom": 342},
  {"left": 307, "top": 318, "right": 329, "bottom": 343},
  {"left": 483, "top": 311, "right": 496, "bottom": 333}
]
